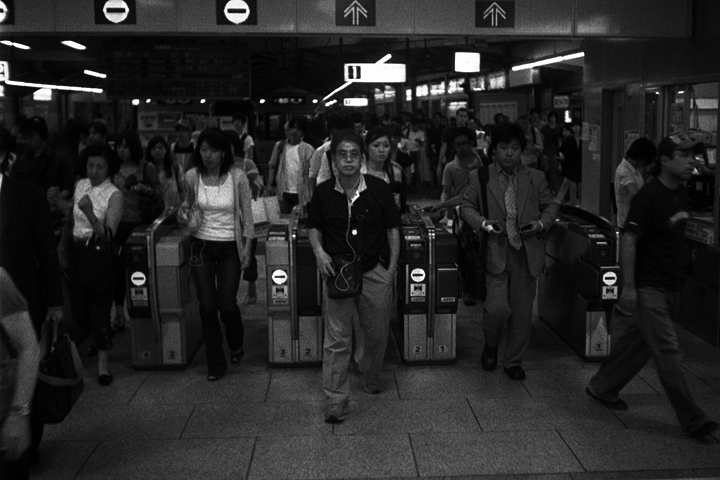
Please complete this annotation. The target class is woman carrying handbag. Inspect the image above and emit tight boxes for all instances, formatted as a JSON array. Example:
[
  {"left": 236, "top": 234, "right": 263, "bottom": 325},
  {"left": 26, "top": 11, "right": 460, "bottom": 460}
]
[
  {"left": 66, "top": 144, "right": 123, "bottom": 386},
  {"left": 177, "top": 128, "right": 254, "bottom": 382}
]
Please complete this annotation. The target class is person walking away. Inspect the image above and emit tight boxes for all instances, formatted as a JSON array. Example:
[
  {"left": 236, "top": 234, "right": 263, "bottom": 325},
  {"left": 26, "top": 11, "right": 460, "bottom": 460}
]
[
  {"left": 307, "top": 130, "right": 400, "bottom": 423},
  {"left": 540, "top": 111, "right": 563, "bottom": 192},
  {"left": 557, "top": 123, "right": 582, "bottom": 205},
  {"left": 460, "top": 123, "right": 559, "bottom": 381},
  {"left": 177, "top": 128, "right": 253, "bottom": 381},
  {"left": 614, "top": 137, "right": 657, "bottom": 229},
  {"left": 586, "top": 134, "right": 718, "bottom": 439}
]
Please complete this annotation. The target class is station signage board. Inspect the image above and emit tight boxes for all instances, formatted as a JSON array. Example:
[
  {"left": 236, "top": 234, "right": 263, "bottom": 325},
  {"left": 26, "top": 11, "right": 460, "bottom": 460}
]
[
  {"left": 95, "top": 0, "right": 136, "bottom": 25},
  {"left": 336, "top": 0, "right": 375, "bottom": 26},
  {"left": 0, "top": 0, "right": 14, "bottom": 25},
  {"left": 216, "top": 0, "right": 257, "bottom": 25},
  {"left": 344, "top": 63, "right": 406, "bottom": 83},
  {"left": 475, "top": 1, "right": 515, "bottom": 28}
]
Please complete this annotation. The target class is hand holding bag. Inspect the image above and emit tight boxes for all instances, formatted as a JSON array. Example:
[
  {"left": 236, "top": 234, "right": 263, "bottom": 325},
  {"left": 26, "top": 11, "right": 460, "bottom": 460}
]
[
  {"left": 178, "top": 175, "right": 203, "bottom": 235},
  {"left": 35, "top": 320, "right": 84, "bottom": 424}
]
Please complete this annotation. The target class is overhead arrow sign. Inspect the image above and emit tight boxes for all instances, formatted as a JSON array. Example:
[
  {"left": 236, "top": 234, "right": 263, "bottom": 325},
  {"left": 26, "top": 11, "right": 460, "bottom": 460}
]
[
  {"left": 475, "top": 0, "right": 515, "bottom": 28},
  {"left": 336, "top": 0, "right": 375, "bottom": 27},
  {"left": 483, "top": 2, "right": 506, "bottom": 27}
]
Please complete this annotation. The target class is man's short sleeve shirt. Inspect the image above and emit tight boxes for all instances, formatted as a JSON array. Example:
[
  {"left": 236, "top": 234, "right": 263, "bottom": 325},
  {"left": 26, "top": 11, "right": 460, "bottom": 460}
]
[
  {"left": 624, "top": 179, "right": 689, "bottom": 291},
  {"left": 307, "top": 175, "right": 401, "bottom": 272}
]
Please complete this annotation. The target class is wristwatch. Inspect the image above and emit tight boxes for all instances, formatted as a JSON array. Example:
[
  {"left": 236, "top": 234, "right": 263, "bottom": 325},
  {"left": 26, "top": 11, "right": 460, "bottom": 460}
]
[{"left": 9, "top": 403, "right": 31, "bottom": 417}]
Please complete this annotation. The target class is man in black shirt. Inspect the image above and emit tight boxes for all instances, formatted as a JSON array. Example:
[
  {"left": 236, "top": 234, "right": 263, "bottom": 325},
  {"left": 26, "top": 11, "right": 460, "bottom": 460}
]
[
  {"left": 307, "top": 130, "right": 400, "bottom": 424},
  {"left": 587, "top": 134, "right": 718, "bottom": 439}
]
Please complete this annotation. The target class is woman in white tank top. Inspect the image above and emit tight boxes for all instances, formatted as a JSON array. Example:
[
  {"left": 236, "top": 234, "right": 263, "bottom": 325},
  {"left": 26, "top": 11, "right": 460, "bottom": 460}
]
[
  {"left": 68, "top": 144, "right": 123, "bottom": 386},
  {"left": 177, "top": 128, "right": 254, "bottom": 381}
]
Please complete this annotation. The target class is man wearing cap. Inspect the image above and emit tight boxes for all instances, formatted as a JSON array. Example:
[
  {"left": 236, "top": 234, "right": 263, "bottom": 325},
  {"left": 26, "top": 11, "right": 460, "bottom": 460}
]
[
  {"left": 172, "top": 119, "right": 195, "bottom": 173},
  {"left": 587, "top": 134, "right": 718, "bottom": 439}
]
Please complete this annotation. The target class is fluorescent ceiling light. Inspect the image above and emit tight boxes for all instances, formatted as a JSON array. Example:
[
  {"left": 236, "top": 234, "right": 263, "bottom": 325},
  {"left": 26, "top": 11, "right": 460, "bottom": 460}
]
[
  {"left": 62, "top": 40, "right": 86, "bottom": 50},
  {"left": 512, "top": 52, "right": 584, "bottom": 71},
  {"left": 5, "top": 79, "right": 102, "bottom": 93},
  {"left": 1, "top": 40, "right": 30, "bottom": 50},
  {"left": 84, "top": 69, "right": 107, "bottom": 79},
  {"left": 33, "top": 88, "right": 53, "bottom": 102},
  {"left": 132, "top": 99, "right": 140, "bottom": 106},
  {"left": 323, "top": 54, "right": 392, "bottom": 101},
  {"left": 455, "top": 52, "right": 481, "bottom": 73}
]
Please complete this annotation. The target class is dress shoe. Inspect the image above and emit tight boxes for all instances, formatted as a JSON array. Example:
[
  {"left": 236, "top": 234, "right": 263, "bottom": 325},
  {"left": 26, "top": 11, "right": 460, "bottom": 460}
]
[
  {"left": 480, "top": 344, "right": 498, "bottom": 371},
  {"left": 364, "top": 378, "right": 382, "bottom": 394},
  {"left": 687, "top": 420, "right": 719, "bottom": 438},
  {"left": 463, "top": 291, "right": 476, "bottom": 306},
  {"left": 585, "top": 387, "right": 628, "bottom": 411},
  {"left": 503, "top": 366, "right": 526, "bottom": 381},
  {"left": 324, "top": 403, "right": 348, "bottom": 424},
  {"left": 98, "top": 371, "right": 113, "bottom": 386}
]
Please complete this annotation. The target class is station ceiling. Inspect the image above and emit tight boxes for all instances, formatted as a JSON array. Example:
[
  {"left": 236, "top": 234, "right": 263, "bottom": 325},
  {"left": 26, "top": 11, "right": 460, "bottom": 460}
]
[{"left": 0, "top": 34, "right": 583, "bottom": 101}]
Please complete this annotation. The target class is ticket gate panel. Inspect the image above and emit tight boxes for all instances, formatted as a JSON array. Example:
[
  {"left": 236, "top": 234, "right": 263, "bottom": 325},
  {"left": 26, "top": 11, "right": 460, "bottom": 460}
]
[
  {"left": 404, "top": 314, "right": 428, "bottom": 361},
  {"left": 298, "top": 316, "right": 322, "bottom": 362},
  {"left": 585, "top": 310, "right": 611, "bottom": 358},
  {"left": 269, "top": 316, "right": 293, "bottom": 364},
  {"left": 432, "top": 313, "right": 455, "bottom": 361}
]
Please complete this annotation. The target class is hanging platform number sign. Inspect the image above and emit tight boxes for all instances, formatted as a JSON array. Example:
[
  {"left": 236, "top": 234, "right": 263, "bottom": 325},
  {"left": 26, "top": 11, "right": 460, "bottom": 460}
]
[
  {"left": 0, "top": 0, "right": 14, "bottom": 25},
  {"left": 95, "top": 0, "right": 135, "bottom": 24},
  {"left": 216, "top": 0, "right": 257, "bottom": 25}
]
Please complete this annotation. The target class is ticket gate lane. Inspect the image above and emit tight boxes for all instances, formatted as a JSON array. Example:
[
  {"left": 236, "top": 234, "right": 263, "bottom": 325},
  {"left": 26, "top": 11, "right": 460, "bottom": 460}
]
[
  {"left": 126, "top": 208, "right": 203, "bottom": 369},
  {"left": 538, "top": 205, "right": 620, "bottom": 361}
]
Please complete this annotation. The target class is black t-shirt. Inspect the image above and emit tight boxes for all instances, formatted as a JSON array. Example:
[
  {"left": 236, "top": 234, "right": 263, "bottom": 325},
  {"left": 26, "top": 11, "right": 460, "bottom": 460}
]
[
  {"left": 624, "top": 179, "right": 689, "bottom": 291},
  {"left": 307, "top": 175, "right": 401, "bottom": 272}
]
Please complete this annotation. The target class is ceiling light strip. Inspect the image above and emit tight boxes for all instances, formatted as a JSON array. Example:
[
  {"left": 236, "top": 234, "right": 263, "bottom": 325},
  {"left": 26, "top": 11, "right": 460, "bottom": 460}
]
[
  {"left": 5, "top": 79, "right": 102, "bottom": 93},
  {"left": 61, "top": 40, "right": 86, "bottom": 50},
  {"left": 512, "top": 52, "right": 584, "bottom": 72},
  {"left": 84, "top": 69, "right": 107, "bottom": 79},
  {"left": 1, "top": 40, "right": 31, "bottom": 50}
]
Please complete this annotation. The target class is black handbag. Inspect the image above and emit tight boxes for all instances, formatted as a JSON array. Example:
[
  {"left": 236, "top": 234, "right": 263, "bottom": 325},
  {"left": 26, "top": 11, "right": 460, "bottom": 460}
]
[
  {"left": 35, "top": 320, "right": 84, "bottom": 424},
  {"left": 69, "top": 226, "right": 116, "bottom": 293}
]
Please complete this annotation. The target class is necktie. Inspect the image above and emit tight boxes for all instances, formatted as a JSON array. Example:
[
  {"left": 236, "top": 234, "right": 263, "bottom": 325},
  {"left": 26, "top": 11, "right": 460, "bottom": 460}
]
[{"left": 505, "top": 174, "right": 522, "bottom": 250}]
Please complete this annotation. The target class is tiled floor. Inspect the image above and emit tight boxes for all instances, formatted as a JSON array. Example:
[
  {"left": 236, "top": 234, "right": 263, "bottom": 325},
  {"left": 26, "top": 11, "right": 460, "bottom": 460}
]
[{"left": 32, "top": 234, "right": 720, "bottom": 479}]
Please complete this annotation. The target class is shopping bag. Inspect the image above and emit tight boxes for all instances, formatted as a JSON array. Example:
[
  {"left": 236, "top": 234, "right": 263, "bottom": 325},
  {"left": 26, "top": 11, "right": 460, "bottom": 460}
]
[
  {"left": 263, "top": 196, "right": 281, "bottom": 224},
  {"left": 252, "top": 196, "right": 281, "bottom": 239},
  {"left": 35, "top": 320, "right": 84, "bottom": 424}
]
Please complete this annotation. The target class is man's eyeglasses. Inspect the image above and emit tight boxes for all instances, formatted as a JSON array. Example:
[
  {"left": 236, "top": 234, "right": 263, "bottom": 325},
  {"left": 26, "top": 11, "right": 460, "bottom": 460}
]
[{"left": 454, "top": 141, "right": 471, "bottom": 147}]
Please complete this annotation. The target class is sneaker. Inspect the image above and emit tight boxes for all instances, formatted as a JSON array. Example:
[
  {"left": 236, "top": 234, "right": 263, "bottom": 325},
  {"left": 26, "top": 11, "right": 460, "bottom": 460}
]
[{"left": 324, "top": 404, "right": 348, "bottom": 424}]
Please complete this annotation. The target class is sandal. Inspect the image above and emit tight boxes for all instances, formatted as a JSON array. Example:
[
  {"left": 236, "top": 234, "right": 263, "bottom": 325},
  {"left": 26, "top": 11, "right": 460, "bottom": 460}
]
[
  {"left": 207, "top": 373, "right": 224, "bottom": 382},
  {"left": 113, "top": 313, "right": 126, "bottom": 333},
  {"left": 231, "top": 349, "right": 244, "bottom": 365}
]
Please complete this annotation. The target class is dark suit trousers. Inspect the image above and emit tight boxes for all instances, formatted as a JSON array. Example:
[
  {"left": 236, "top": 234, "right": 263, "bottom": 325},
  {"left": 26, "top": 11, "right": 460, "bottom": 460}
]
[{"left": 483, "top": 245, "right": 536, "bottom": 368}]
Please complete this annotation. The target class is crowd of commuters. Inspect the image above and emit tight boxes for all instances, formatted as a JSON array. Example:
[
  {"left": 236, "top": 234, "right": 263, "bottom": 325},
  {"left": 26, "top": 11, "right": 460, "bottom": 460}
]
[{"left": 0, "top": 106, "right": 718, "bottom": 477}]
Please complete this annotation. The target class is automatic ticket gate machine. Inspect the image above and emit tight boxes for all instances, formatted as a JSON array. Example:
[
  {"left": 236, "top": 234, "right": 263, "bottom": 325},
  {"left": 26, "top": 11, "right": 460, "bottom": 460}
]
[
  {"left": 266, "top": 207, "right": 323, "bottom": 366},
  {"left": 125, "top": 209, "right": 203, "bottom": 369},
  {"left": 397, "top": 206, "right": 459, "bottom": 364},
  {"left": 538, "top": 205, "right": 621, "bottom": 361}
]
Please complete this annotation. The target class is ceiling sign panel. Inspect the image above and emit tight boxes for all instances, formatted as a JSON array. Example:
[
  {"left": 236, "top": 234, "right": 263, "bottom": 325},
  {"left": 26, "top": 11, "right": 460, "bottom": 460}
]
[
  {"left": 299, "top": 0, "right": 412, "bottom": 34},
  {"left": 216, "top": 0, "right": 257, "bottom": 25},
  {"left": 95, "top": 0, "right": 136, "bottom": 25},
  {"left": 178, "top": 0, "right": 295, "bottom": 32},
  {"left": 415, "top": 0, "right": 572, "bottom": 35},
  {"left": 576, "top": 0, "right": 690, "bottom": 37},
  {"left": 0, "top": 0, "right": 15, "bottom": 25}
]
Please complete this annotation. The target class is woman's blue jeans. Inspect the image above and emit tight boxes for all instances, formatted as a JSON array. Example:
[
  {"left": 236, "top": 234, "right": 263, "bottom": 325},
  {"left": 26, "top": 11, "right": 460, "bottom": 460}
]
[{"left": 189, "top": 237, "right": 244, "bottom": 376}]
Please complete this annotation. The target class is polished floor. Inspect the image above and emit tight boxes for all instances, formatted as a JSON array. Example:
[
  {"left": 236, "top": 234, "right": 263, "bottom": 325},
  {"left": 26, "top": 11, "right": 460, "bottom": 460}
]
[{"left": 31, "top": 202, "right": 720, "bottom": 479}]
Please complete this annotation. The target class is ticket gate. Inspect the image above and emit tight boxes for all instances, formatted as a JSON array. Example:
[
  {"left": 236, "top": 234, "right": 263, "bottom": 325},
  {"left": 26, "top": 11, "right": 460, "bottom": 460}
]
[
  {"left": 538, "top": 205, "right": 621, "bottom": 361},
  {"left": 396, "top": 206, "right": 459, "bottom": 364},
  {"left": 125, "top": 210, "right": 203, "bottom": 369},
  {"left": 266, "top": 207, "right": 323, "bottom": 366}
]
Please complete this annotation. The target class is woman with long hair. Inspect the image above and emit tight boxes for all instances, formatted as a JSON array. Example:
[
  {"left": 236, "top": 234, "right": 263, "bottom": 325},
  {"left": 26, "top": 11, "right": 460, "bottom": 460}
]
[
  {"left": 146, "top": 135, "right": 184, "bottom": 209},
  {"left": 111, "top": 131, "right": 162, "bottom": 332},
  {"left": 365, "top": 126, "right": 406, "bottom": 213},
  {"left": 177, "top": 128, "right": 254, "bottom": 381}
]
